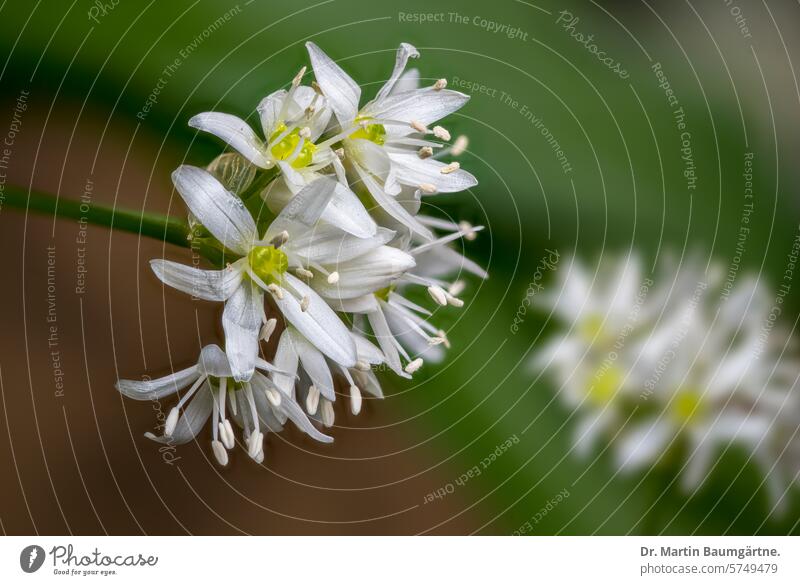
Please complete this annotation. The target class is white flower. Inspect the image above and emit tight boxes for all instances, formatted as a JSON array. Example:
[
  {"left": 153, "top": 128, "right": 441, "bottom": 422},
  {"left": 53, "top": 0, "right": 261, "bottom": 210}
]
[
  {"left": 116, "top": 344, "right": 331, "bottom": 465},
  {"left": 271, "top": 327, "right": 389, "bottom": 421},
  {"left": 534, "top": 254, "right": 800, "bottom": 510},
  {"left": 305, "top": 42, "right": 477, "bottom": 238},
  {"left": 189, "top": 75, "right": 376, "bottom": 238},
  {"left": 152, "top": 166, "right": 414, "bottom": 381}
]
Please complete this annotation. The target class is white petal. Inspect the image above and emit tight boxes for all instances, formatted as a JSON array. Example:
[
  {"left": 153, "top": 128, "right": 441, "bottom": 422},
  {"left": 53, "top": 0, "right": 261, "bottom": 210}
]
[
  {"left": 387, "top": 152, "right": 478, "bottom": 193},
  {"left": 615, "top": 418, "right": 673, "bottom": 471},
  {"left": 197, "top": 344, "right": 234, "bottom": 378},
  {"left": 258, "top": 88, "right": 330, "bottom": 138},
  {"left": 289, "top": 329, "right": 335, "bottom": 401},
  {"left": 145, "top": 383, "right": 213, "bottom": 445},
  {"left": 116, "top": 365, "right": 199, "bottom": 400},
  {"left": 266, "top": 175, "right": 339, "bottom": 234},
  {"left": 320, "top": 181, "right": 378, "bottom": 238},
  {"left": 313, "top": 246, "right": 416, "bottom": 300},
  {"left": 222, "top": 281, "right": 263, "bottom": 381},
  {"left": 367, "top": 308, "right": 405, "bottom": 376},
  {"left": 362, "top": 87, "right": 469, "bottom": 129},
  {"left": 150, "top": 259, "right": 243, "bottom": 301},
  {"left": 287, "top": 225, "right": 394, "bottom": 266},
  {"left": 352, "top": 332, "right": 384, "bottom": 364},
  {"left": 389, "top": 68, "right": 420, "bottom": 95},
  {"left": 306, "top": 41, "right": 360, "bottom": 125},
  {"left": 354, "top": 161, "right": 434, "bottom": 240},
  {"left": 172, "top": 166, "right": 258, "bottom": 255},
  {"left": 329, "top": 294, "right": 380, "bottom": 314},
  {"left": 271, "top": 329, "right": 300, "bottom": 397},
  {"left": 277, "top": 389, "right": 333, "bottom": 443},
  {"left": 374, "top": 43, "right": 419, "bottom": 102},
  {"left": 275, "top": 274, "right": 357, "bottom": 367},
  {"left": 189, "top": 112, "right": 270, "bottom": 168}
]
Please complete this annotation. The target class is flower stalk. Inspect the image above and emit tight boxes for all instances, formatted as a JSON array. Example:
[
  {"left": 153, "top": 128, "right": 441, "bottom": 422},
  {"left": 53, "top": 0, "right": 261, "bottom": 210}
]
[{"left": 2, "top": 184, "right": 191, "bottom": 248}]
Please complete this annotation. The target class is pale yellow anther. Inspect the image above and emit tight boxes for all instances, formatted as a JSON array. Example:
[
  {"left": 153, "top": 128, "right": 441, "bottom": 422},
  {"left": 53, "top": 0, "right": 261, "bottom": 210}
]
[
  {"left": 452, "top": 135, "right": 469, "bottom": 156},
  {"left": 440, "top": 162, "right": 460, "bottom": 175},
  {"left": 433, "top": 126, "right": 451, "bottom": 141},
  {"left": 433, "top": 78, "right": 448, "bottom": 90},
  {"left": 410, "top": 120, "right": 428, "bottom": 133},
  {"left": 419, "top": 183, "right": 437, "bottom": 194},
  {"left": 418, "top": 146, "right": 433, "bottom": 159}
]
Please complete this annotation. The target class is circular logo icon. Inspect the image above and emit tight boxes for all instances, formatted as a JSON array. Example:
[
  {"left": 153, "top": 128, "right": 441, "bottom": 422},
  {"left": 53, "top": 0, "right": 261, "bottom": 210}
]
[{"left": 19, "top": 545, "right": 45, "bottom": 573}]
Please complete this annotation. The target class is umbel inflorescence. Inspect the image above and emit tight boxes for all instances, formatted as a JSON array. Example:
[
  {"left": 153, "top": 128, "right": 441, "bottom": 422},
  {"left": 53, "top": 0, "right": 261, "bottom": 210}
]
[{"left": 116, "top": 43, "right": 486, "bottom": 466}]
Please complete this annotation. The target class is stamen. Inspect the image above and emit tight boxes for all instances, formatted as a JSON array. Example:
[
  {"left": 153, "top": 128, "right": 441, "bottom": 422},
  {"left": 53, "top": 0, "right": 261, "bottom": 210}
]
[
  {"left": 212, "top": 440, "right": 229, "bottom": 466},
  {"left": 265, "top": 387, "right": 282, "bottom": 407},
  {"left": 410, "top": 120, "right": 428, "bottom": 133},
  {"left": 419, "top": 183, "right": 437, "bottom": 194},
  {"left": 299, "top": 126, "right": 311, "bottom": 139},
  {"left": 440, "top": 162, "right": 460, "bottom": 174},
  {"left": 270, "top": 230, "right": 290, "bottom": 248},
  {"left": 418, "top": 146, "right": 433, "bottom": 159},
  {"left": 448, "top": 280, "right": 466, "bottom": 296},
  {"left": 312, "top": 81, "right": 323, "bottom": 95},
  {"left": 300, "top": 295, "right": 310, "bottom": 312},
  {"left": 164, "top": 407, "right": 180, "bottom": 437},
  {"left": 438, "top": 329, "right": 452, "bottom": 349},
  {"left": 350, "top": 385, "right": 362, "bottom": 415},
  {"left": 459, "top": 220, "right": 478, "bottom": 241},
  {"left": 428, "top": 285, "right": 448, "bottom": 306},
  {"left": 219, "top": 420, "right": 235, "bottom": 450},
  {"left": 248, "top": 430, "right": 264, "bottom": 459},
  {"left": 446, "top": 292, "right": 465, "bottom": 308},
  {"left": 433, "top": 78, "right": 448, "bottom": 90},
  {"left": 267, "top": 284, "right": 284, "bottom": 300},
  {"left": 327, "top": 271, "right": 340, "bottom": 284},
  {"left": 306, "top": 385, "right": 320, "bottom": 415},
  {"left": 404, "top": 358, "right": 424, "bottom": 374},
  {"left": 295, "top": 267, "right": 314, "bottom": 279},
  {"left": 292, "top": 66, "right": 307, "bottom": 87},
  {"left": 355, "top": 360, "right": 371, "bottom": 372},
  {"left": 432, "top": 126, "right": 451, "bottom": 141},
  {"left": 260, "top": 318, "right": 278, "bottom": 342},
  {"left": 321, "top": 400, "right": 335, "bottom": 427},
  {"left": 452, "top": 135, "right": 468, "bottom": 156},
  {"left": 429, "top": 336, "right": 445, "bottom": 346}
]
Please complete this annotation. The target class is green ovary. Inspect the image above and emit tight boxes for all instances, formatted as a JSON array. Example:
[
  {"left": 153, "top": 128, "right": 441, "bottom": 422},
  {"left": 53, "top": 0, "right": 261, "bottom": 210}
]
[
  {"left": 269, "top": 124, "right": 317, "bottom": 168},
  {"left": 350, "top": 117, "right": 386, "bottom": 145},
  {"left": 247, "top": 245, "right": 288, "bottom": 285},
  {"left": 670, "top": 389, "right": 706, "bottom": 424},
  {"left": 374, "top": 284, "right": 395, "bottom": 301},
  {"left": 588, "top": 365, "right": 623, "bottom": 406}
]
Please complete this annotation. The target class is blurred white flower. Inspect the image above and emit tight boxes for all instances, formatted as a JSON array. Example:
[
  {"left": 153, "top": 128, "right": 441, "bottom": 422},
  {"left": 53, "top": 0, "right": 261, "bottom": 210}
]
[
  {"left": 116, "top": 345, "right": 331, "bottom": 465},
  {"left": 534, "top": 254, "right": 800, "bottom": 511}
]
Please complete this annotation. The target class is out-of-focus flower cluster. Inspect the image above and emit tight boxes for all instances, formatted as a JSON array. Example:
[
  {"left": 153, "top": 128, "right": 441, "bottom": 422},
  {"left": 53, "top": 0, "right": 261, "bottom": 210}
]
[
  {"left": 117, "top": 43, "right": 486, "bottom": 465},
  {"left": 533, "top": 255, "right": 800, "bottom": 513}
]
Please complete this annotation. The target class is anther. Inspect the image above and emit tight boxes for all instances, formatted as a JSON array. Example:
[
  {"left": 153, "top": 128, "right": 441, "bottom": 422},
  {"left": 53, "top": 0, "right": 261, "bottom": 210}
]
[
  {"left": 327, "top": 271, "right": 340, "bottom": 284},
  {"left": 267, "top": 284, "right": 284, "bottom": 299},
  {"left": 440, "top": 162, "right": 460, "bottom": 174},
  {"left": 404, "top": 358, "right": 424, "bottom": 374},
  {"left": 419, "top": 183, "right": 437, "bottom": 194},
  {"left": 260, "top": 318, "right": 277, "bottom": 342},
  {"left": 299, "top": 126, "right": 311, "bottom": 139},
  {"left": 296, "top": 267, "right": 314, "bottom": 279},
  {"left": 452, "top": 135, "right": 469, "bottom": 156},
  {"left": 350, "top": 385, "right": 362, "bottom": 415},
  {"left": 459, "top": 220, "right": 477, "bottom": 241},
  {"left": 265, "top": 387, "right": 282, "bottom": 407},
  {"left": 248, "top": 430, "right": 264, "bottom": 459},
  {"left": 433, "top": 78, "right": 447, "bottom": 90},
  {"left": 428, "top": 285, "right": 448, "bottom": 306},
  {"left": 211, "top": 440, "right": 229, "bottom": 466},
  {"left": 410, "top": 120, "right": 428, "bottom": 133},
  {"left": 270, "top": 230, "right": 290, "bottom": 247},
  {"left": 306, "top": 385, "right": 320, "bottom": 415},
  {"left": 418, "top": 146, "right": 433, "bottom": 159},
  {"left": 292, "top": 66, "right": 307, "bottom": 87},
  {"left": 448, "top": 280, "right": 466, "bottom": 296},
  {"left": 164, "top": 407, "right": 180, "bottom": 437},
  {"left": 300, "top": 295, "right": 310, "bottom": 312},
  {"left": 219, "top": 419, "right": 236, "bottom": 449},
  {"left": 432, "top": 126, "right": 451, "bottom": 141},
  {"left": 321, "top": 400, "right": 335, "bottom": 427}
]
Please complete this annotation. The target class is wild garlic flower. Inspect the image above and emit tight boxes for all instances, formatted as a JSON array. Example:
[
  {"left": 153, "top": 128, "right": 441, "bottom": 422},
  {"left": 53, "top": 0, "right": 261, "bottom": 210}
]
[
  {"left": 534, "top": 254, "right": 800, "bottom": 510},
  {"left": 305, "top": 42, "right": 477, "bottom": 239},
  {"left": 116, "top": 344, "right": 331, "bottom": 466},
  {"left": 153, "top": 166, "right": 413, "bottom": 381}
]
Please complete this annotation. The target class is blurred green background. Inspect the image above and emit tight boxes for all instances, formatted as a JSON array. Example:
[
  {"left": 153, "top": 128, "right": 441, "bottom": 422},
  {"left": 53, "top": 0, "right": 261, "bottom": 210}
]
[{"left": 1, "top": 0, "right": 799, "bottom": 534}]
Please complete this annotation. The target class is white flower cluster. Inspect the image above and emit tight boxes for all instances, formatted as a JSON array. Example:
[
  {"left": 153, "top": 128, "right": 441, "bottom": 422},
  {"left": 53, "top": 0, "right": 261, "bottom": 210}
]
[
  {"left": 533, "top": 255, "right": 800, "bottom": 513},
  {"left": 117, "top": 43, "right": 486, "bottom": 465}
]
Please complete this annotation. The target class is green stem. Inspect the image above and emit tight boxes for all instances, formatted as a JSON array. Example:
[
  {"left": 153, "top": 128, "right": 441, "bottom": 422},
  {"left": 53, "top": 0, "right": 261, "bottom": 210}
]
[{"left": 2, "top": 184, "right": 190, "bottom": 248}]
